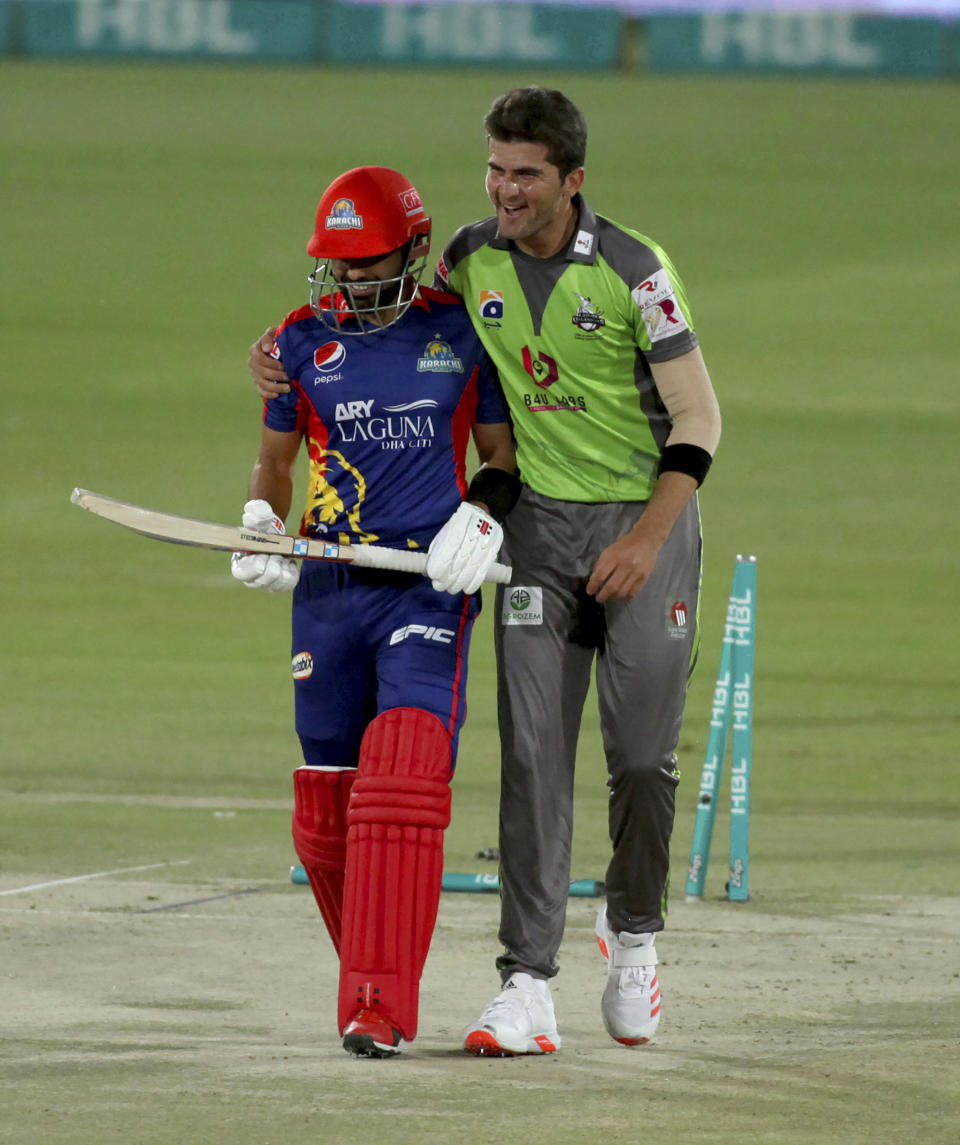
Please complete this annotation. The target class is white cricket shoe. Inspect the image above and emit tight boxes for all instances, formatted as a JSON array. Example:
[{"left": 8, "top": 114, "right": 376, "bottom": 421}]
[
  {"left": 595, "top": 906, "right": 661, "bottom": 1045},
  {"left": 463, "top": 972, "right": 561, "bottom": 1056}
]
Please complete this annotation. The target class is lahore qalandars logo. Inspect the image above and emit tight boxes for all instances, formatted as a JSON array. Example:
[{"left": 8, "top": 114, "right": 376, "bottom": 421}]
[
  {"left": 417, "top": 335, "right": 464, "bottom": 373},
  {"left": 571, "top": 293, "right": 605, "bottom": 333},
  {"left": 325, "top": 198, "right": 363, "bottom": 230}
]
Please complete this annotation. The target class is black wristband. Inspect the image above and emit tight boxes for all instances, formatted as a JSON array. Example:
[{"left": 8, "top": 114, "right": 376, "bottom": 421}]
[
  {"left": 658, "top": 443, "right": 713, "bottom": 486},
  {"left": 466, "top": 467, "right": 523, "bottom": 524}
]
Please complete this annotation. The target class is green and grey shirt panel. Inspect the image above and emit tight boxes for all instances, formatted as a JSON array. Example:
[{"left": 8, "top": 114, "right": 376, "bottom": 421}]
[{"left": 435, "top": 197, "right": 699, "bottom": 503}]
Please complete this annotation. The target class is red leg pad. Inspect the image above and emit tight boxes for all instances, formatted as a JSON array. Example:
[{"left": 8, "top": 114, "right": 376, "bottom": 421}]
[
  {"left": 338, "top": 708, "right": 452, "bottom": 1042},
  {"left": 291, "top": 766, "right": 356, "bottom": 955}
]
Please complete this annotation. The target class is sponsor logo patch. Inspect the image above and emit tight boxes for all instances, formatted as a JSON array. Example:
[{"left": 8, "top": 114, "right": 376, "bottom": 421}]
[
  {"left": 325, "top": 198, "right": 363, "bottom": 230},
  {"left": 479, "top": 289, "right": 504, "bottom": 327},
  {"left": 573, "top": 230, "right": 594, "bottom": 256},
  {"left": 521, "top": 346, "right": 559, "bottom": 389},
  {"left": 314, "top": 341, "right": 346, "bottom": 371},
  {"left": 399, "top": 187, "right": 424, "bottom": 217},
  {"left": 333, "top": 398, "right": 438, "bottom": 451},
  {"left": 631, "top": 268, "right": 689, "bottom": 343},
  {"left": 335, "top": 399, "right": 374, "bottom": 421},
  {"left": 668, "top": 600, "right": 689, "bottom": 639},
  {"left": 523, "top": 392, "right": 587, "bottom": 412},
  {"left": 389, "top": 624, "right": 456, "bottom": 646},
  {"left": 502, "top": 586, "right": 543, "bottom": 626},
  {"left": 292, "top": 652, "right": 314, "bottom": 679}
]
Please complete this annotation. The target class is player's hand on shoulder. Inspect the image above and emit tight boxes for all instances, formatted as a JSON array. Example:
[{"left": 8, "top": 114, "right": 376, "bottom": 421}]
[
  {"left": 426, "top": 502, "right": 503, "bottom": 595},
  {"left": 230, "top": 499, "right": 300, "bottom": 593},
  {"left": 249, "top": 326, "right": 291, "bottom": 400}
]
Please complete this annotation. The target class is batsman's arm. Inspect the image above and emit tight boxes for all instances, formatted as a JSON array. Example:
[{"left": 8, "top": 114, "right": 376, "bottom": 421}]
[
  {"left": 246, "top": 425, "right": 302, "bottom": 522},
  {"left": 471, "top": 423, "right": 522, "bottom": 517},
  {"left": 249, "top": 326, "right": 291, "bottom": 399}
]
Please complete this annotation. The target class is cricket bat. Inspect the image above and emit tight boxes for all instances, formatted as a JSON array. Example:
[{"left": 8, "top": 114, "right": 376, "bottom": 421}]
[{"left": 70, "top": 488, "right": 512, "bottom": 585}]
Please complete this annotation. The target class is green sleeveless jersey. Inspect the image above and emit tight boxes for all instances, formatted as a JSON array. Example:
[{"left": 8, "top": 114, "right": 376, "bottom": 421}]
[{"left": 436, "top": 195, "right": 698, "bottom": 503}]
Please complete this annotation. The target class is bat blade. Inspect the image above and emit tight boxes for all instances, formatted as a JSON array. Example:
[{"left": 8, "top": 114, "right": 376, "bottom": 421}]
[
  {"left": 70, "top": 488, "right": 295, "bottom": 556},
  {"left": 69, "top": 488, "right": 512, "bottom": 584}
]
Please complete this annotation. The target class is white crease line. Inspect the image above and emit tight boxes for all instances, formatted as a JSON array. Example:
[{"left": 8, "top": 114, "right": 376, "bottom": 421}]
[{"left": 0, "top": 860, "right": 194, "bottom": 897}]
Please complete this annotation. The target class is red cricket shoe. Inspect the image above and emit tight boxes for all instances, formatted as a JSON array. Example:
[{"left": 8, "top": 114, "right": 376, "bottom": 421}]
[{"left": 341, "top": 1008, "right": 406, "bottom": 1058}]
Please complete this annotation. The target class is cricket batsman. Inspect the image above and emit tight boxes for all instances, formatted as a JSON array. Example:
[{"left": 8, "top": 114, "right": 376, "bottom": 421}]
[{"left": 230, "top": 166, "right": 518, "bottom": 1057}]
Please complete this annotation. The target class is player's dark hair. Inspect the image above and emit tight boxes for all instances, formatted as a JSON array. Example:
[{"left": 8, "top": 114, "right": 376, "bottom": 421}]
[{"left": 484, "top": 87, "right": 587, "bottom": 178}]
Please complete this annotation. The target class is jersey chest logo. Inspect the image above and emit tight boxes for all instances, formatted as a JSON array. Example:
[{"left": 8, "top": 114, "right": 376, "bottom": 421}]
[
  {"left": 571, "top": 293, "right": 606, "bottom": 334},
  {"left": 417, "top": 335, "right": 464, "bottom": 373},
  {"left": 478, "top": 289, "right": 504, "bottom": 329},
  {"left": 313, "top": 340, "right": 347, "bottom": 384},
  {"left": 519, "top": 346, "right": 588, "bottom": 413},
  {"left": 330, "top": 398, "right": 440, "bottom": 450}
]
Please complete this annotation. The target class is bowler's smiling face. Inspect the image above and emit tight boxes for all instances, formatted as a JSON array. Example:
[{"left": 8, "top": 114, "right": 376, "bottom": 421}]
[{"left": 485, "top": 139, "right": 583, "bottom": 258}]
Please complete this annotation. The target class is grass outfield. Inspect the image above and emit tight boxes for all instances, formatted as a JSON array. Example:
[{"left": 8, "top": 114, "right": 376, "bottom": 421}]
[{"left": 2, "top": 61, "right": 958, "bottom": 1142}]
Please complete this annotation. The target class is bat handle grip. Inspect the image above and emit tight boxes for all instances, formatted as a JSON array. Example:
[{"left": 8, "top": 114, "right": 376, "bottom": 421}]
[
  {"left": 344, "top": 542, "right": 511, "bottom": 586},
  {"left": 488, "top": 560, "right": 512, "bottom": 585}
]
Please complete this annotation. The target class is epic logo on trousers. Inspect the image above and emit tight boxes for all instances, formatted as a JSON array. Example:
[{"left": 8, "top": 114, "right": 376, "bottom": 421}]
[{"left": 389, "top": 625, "right": 456, "bottom": 646}]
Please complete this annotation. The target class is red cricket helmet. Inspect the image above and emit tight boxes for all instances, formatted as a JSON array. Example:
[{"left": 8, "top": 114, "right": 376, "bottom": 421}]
[
  {"left": 307, "top": 166, "right": 431, "bottom": 260},
  {"left": 306, "top": 167, "right": 432, "bottom": 334}
]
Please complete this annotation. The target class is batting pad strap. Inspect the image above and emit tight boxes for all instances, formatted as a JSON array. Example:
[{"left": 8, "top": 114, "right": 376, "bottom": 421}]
[
  {"left": 612, "top": 945, "right": 658, "bottom": 969},
  {"left": 292, "top": 766, "right": 356, "bottom": 867},
  {"left": 349, "top": 777, "right": 451, "bottom": 830}
]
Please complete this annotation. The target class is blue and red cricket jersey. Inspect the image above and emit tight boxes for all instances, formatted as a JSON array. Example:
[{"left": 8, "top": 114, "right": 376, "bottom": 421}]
[
  {"left": 265, "top": 288, "right": 509, "bottom": 770},
  {"left": 266, "top": 287, "right": 508, "bottom": 550}
]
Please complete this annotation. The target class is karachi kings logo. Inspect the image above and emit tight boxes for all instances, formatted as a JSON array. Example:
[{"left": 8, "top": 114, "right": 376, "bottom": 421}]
[
  {"left": 571, "top": 293, "right": 605, "bottom": 333},
  {"left": 325, "top": 198, "right": 363, "bottom": 230},
  {"left": 417, "top": 335, "right": 464, "bottom": 373}
]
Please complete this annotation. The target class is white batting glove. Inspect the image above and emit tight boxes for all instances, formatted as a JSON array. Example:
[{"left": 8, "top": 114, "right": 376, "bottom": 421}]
[
  {"left": 426, "top": 502, "right": 503, "bottom": 595},
  {"left": 230, "top": 500, "right": 300, "bottom": 593}
]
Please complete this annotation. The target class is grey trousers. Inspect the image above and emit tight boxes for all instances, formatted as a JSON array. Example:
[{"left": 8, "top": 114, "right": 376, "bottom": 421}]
[{"left": 493, "top": 487, "right": 702, "bottom": 981}]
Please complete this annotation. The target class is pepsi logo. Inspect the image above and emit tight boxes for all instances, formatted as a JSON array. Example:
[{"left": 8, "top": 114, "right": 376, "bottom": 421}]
[{"left": 314, "top": 341, "right": 347, "bottom": 372}]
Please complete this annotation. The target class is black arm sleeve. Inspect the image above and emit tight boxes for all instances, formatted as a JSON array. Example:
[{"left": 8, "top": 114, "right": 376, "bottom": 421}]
[{"left": 466, "top": 467, "right": 523, "bottom": 524}]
